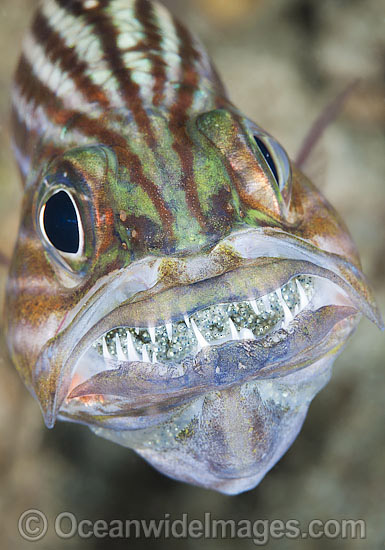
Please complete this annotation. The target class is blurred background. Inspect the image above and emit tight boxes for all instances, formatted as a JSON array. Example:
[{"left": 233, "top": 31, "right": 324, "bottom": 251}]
[{"left": 0, "top": 0, "right": 384, "bottom": 548}]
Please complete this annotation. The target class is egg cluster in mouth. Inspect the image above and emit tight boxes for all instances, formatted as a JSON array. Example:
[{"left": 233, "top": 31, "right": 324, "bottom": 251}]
[{"left": 93, "top": 276, "right": 315, "bottom": 365}]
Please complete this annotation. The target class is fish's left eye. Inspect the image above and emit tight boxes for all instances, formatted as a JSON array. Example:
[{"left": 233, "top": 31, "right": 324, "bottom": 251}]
[
  {"left": 252, "top": 131, "right": 292, "bottom": 204},
  {"left": 40, "top": 190, "right": 83, "bottom": 255},
  {"left": 254, "top": 136, "right": 279, "bottom": 184}
]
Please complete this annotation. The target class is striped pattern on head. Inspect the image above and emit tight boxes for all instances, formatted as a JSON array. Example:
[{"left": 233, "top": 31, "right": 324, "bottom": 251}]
[
  {"left": 12, "top": 0, "right": 226, "bottom": 182},
  {"left": 11, "top": 0, "right": 241, "bottom": 258}
]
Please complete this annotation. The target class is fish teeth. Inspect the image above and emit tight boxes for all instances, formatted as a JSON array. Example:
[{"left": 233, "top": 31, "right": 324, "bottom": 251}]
[
  {"left": 102, "top": 337, "right": 112, "bottom": 360},
  {"left": 228, "top": 318, "right": 240, "bottom": 340},
  {"left": 148, "top": 326, "right": 156, "bottom": 344},
  {"left": 240, "top": 328, "right": 255, "bottom": 340},
  {"left": 276, "top": 288, "right": 293, "bottom": 327},
  {"left": 126, "top": 331, "right": 141, "bottom": 362},
  {"left": 165, "top": 322, "right": 173, "bottom": 342},
  {"left": 190, "top": 319, "right": 209, "bottom": 350},
  {"left": 296, "top": 279, "right": 309, "bottom": 310},
  {"left": 96, "top": 277, "right": 315, "bottom": 365},
  {"left": 250, "top": 299, "right": 260, "bottom": 315},
  {"left": 262, "top": 295, "right": 271, "bottom": 313},
  {"left": 142, "top": 344, "right": 151, "bottom": 363},
  {"left": 115, "top": 334, "right": 126, "bottom": 361}
]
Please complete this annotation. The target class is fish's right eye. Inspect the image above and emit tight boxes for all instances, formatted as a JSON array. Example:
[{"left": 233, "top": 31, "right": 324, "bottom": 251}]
[{"left": 40, "top": 190, "right": 83, "bottom": 255}]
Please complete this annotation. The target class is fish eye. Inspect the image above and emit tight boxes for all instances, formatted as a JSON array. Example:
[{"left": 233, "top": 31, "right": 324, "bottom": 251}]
[
  {"left": 254, "top": 135, "right": 279, "bottom": 184},
  {"left": 252, "top": 132, "right": 292, "bottom": 204},
  {"left": 40, "top": 190, "right": 83, "bottom": 255}
]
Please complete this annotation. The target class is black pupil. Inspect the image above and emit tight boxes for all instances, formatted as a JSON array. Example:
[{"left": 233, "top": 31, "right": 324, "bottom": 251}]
[
  {"left": 254, "top": 136, "right": 279, "bottom": 185},
  {"left": 43, "top": 191, "right": 80, "bottom": 254}
]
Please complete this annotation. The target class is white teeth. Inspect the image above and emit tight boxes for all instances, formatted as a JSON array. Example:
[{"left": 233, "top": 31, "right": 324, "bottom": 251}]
[
  {"left": 97, "top": 277, "right": 314, "bottom": 365},
  {"left": 115, "top": 334, "right": 126, "bottom": 361},
  {"left": 262, "top": 295, "right": 271, "bottom": 313},
  {"left": 276, "top": 288, "right": 293, "bottom": 326},
  {"left": 250, "top": 299, "right": 260, "bottom": 315},
  {"left": 142, "top": 344, "right": 151, "bottom": 363},
  {"left": 126, "top": 331, "right": 141, "bottom": 362},
  {"left": 165, "top": 322, "right": 173, "bottom": 342},
  {"left": 228, "top": 318, "right": 240, "bottom": 340},
  {"left": 149, "top": 326, "right": 156, "bottom": 344},
  {"left": 102, "top": 337, "right": 112, "bottom": 360},
  {"left": 240, "top": 328, "right": 255, "bottom": 340},
  {"left": 296, "top": 279, "right": 309, "bottom": 310},
  {"left": 190, "top": 319, "right": 209, "bottom": 350}
]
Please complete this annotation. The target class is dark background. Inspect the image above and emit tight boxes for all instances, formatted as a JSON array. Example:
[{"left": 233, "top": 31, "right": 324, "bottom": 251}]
[{"left": 0, "top": 0, "right": 384, "bottom": 548}]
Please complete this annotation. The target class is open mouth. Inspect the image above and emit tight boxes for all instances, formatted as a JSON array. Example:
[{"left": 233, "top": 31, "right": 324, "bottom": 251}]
[
  {"left": 34, "top": 228, "right": 381, "bottom": 428},
  {"left": 65, "top": 271, "right": 353, "bottom": 407},
  {"left": 92, "top": 275, "right": 315, "bottom": 366}
]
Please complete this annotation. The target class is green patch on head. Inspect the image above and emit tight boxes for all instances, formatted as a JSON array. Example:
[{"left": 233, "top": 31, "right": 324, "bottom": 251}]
[{"left": 114, "top": 166, "right": 163, "bottom": 227}]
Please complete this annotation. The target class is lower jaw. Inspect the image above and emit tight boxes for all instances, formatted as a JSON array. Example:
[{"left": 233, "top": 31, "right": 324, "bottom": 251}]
[
  {"left": 57, "top": 303, "right": 358, "bottom": 494},
  {"left": 132, "top": 361, "right": 331, "bottom": 495},
  {"left": 62, "top": 352, "right": 339, "bottom": 495}
]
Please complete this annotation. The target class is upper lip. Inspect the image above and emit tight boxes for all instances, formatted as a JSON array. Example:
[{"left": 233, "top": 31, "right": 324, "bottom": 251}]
[{"left": 32, "top": 228, "right": 383, "bottom": 428}]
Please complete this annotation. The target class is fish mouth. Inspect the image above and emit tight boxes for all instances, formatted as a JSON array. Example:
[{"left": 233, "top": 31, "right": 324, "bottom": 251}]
[
  {"left": 89, "top": 274, "right": 317, "bottom": 367},
  {"left": 32, "top": 228, "right": 382, "bottom": 428}
]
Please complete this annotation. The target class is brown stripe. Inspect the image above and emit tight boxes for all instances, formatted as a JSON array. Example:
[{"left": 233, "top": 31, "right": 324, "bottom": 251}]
[
  {"left": 14, "top": 54, "right": 174, "bottom": 236},
  {"left": 169, "top": 18, "right": 207, "bottom": 229},
  {"left": 75, "top": 118, "right": 175, "bottom": 239},
  {"left": 134, "top": 0, "right": 167, "bottom": 107},
  {"left": 56, "top": 0, "right": 156, "bottom": 145},
  {"left": 15, "top": 55, "right": 66, "bottom": 120},
  {"left": 31, "top": 10, "right": 111, "bottom": 109}
]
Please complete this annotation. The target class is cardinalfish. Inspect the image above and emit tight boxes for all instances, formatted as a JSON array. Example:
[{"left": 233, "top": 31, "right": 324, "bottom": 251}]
[{"left": 5, "top": 0, "right": 382, "bottom": 494}]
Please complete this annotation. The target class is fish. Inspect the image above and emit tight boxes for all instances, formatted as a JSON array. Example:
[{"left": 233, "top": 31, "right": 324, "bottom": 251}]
[{"left": 5, "top": 0, "right": 382, "bottom": 494}]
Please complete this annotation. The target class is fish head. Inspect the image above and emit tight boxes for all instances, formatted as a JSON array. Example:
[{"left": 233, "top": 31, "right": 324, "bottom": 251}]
[{"left": 6, "top": 105, "right": 382, "bottom": 494}]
